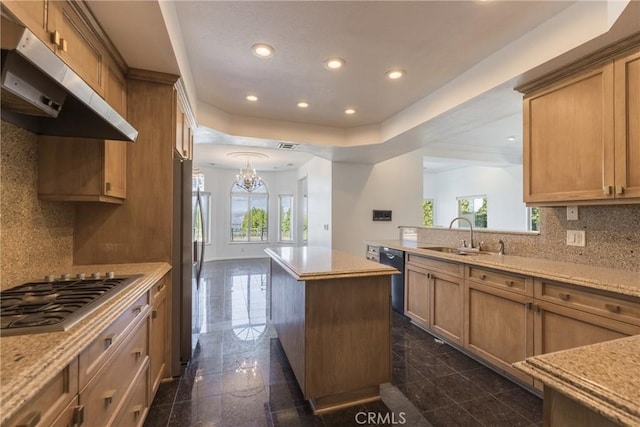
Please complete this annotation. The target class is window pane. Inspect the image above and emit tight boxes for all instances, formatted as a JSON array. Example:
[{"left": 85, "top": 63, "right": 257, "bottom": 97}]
[
  {"left": 456, "top": 195, "right": 487, "bottom": 229},
  {"left": 231, "top": 196, "right": 249, "bottom": 241},
  {"left": 279, "top": 195, "right": 293, "bottom": 241},
  {"left": 422, "top": 199, "right": 434, "bottom": 226},
  {"left": 248, "top": 196, "right": 268, "bottom": 241}
]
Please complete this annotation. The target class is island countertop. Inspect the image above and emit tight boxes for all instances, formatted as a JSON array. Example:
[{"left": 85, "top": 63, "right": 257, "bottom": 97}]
[
  {"left": 0, "top": 262, "right": 171, "bottom": 425},
  {"left": 265, "top": 246, "right": 398, "bottom": 280},
  {"left": 514, "top": 335, "right": 640, "bottom": 426}
]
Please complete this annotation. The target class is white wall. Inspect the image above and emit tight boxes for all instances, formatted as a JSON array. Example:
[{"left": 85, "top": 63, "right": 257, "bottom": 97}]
[
  {"left": 200, "top": 166, "right": 298, "bottom": 260},
  {"left": 424, "top": 165, "right": 528, "bottom": 231},
  {"left": 297, "top": 156, "right": 333, "bottom": 248},
  {"left": 332, "top": 150, "right": 424, "bottom": 256}
]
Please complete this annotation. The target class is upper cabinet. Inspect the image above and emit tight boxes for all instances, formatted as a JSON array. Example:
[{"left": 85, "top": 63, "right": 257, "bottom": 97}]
[
  {"left": 174, "top": 84, "right": 195, "bottom": 160},
  {"left": 2, "top": 0, "right": 107, "bottom": 96},
  {"left": 522, "top": 45, "right": 640, "bottom": 206}
]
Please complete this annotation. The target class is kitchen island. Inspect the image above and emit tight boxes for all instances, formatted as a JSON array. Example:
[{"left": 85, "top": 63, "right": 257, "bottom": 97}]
[
  {"left": 515, "top": 335, "right": 640, "bottom": 427},
  {"left": 265, "top": 246, "right": 397, "bottom": 414}
]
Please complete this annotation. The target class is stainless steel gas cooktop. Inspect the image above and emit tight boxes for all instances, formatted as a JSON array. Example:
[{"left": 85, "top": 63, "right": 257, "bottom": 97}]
[{"left": 0, "top": 273, "right": 142, "bottom": 337}]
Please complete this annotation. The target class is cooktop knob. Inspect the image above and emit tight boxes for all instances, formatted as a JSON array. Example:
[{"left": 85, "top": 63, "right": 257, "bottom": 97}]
[
  {"left": 61, "top": 273, "right": 71, "bottom": 280},
  {"left": 106, "top": 271, "right": 115, "bottom": 279},
  {"left": 76, "top": 273, "right": 86, "bottom": 280},
  {"left": 45, "top": 275, "right": 55, "bottom": 282},
  {"left": 91, "top": 272, "right": 101, "bottom": 279}
]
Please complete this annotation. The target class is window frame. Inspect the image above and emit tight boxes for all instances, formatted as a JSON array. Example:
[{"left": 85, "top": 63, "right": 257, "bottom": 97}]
[{"left": 230, "top": 184, "right": 269, "bottom": 243}]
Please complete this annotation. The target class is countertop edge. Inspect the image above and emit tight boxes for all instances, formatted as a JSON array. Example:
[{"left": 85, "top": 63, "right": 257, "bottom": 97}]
[
  {"left": 514, "top": 359, "right": 640, "bottom": 427},
  {"left": 0, "top": 262, "right": 171, "bottom": 425}
]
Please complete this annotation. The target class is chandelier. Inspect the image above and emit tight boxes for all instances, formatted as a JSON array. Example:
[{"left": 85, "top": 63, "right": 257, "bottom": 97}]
[{"left": 235, "top": 160, "right": 263, "bottom": 192}]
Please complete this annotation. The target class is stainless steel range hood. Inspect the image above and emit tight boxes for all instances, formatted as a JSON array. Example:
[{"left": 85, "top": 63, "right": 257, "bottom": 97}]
[{"left": 0, "top": 16, "right": 137, "bottom": 142}]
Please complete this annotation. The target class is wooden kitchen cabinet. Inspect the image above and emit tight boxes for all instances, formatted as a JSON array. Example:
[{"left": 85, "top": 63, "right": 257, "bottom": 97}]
[
  {"left": 174, "top": 88, "right": 194, "bottom": 159},
  {"left": 3, "top": 357, "right": 79, "bottom": 427},
  {"left": 404, "top": 254, "right": 464, "bottom": 344},
  {"left": 0, "top": 0, "right": 49, "bottom": 42},
  {"left": 522, "top": 45, "right": 640, "bottom": 205},
  {"left": 150, "top": 274, "right": 169, "bottom": 395},
  {"left": 464, "top": 267, "right": 534, "bottom": 384}
]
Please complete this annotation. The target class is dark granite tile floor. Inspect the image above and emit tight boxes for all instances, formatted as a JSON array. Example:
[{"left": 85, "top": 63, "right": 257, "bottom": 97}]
[{"left": 144, "top": 258, "right": 542, "bottom": 427}]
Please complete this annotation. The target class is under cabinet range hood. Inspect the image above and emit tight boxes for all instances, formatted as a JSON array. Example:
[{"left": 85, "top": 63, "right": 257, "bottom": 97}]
[{"left": 0, "top": 16, "right": 138, "bottom": 141}]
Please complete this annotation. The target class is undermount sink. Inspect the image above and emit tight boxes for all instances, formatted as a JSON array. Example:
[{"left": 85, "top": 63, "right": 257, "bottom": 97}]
[{"left": 419, "top": 246, "right": 495, "bottom": 256}]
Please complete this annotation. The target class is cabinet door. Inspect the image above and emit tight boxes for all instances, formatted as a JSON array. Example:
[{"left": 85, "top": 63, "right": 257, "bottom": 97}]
[
  {"left": 47, "top": 0, "right": 105, "bottom": 95},
  {"left": 534, "top": 301, "right": 638, "bottom": 356},
  {"left": 430, "top": 271, "right": 463, "bottom": 345},
  {"left": 523, "top": 64, "right": 615, "bottom": 203},
  {"left": 2, "top": 0, "right": 49, "bottom": 43},
  {"left": 614, "top": 49, "right": 640, "bottom": 199},
  {"left": 103, "top": 61, "right": 127, "bottom": 199},
  {"left": 150, "top": 277, "right": 168, "bottom": 394},
  {"left": 174, "top": 91, "right": 186, "bottom": 158},
  {"left": 405, "top": 264, "right": 430, "bottom": 329},
  {"left": 464, "top": 282, "right": 534, "bottom": 384}
]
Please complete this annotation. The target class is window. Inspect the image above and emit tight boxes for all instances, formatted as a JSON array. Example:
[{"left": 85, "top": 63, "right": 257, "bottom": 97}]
[
  {"left": 302, "top": 194, "right": 308, "bottom": 243},
  {"left": 231, "top": 184, "right": 268, "bottom": 242},
  {"left": 278, "top": 195, "right": 293, "bottom": 242},
  {"left": 456, "top": 195, "right": 487, "bottom": 228},
  {"left": 528, "top": 207, "right": 540, "bottom": 231},
  {"left": 422, "top": 199, "right": 434, "bottom": 226}
]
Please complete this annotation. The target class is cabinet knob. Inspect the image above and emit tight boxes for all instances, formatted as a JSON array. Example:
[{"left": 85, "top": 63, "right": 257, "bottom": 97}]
[
  {"left": 152, "top": 309, "right": 158, "bottom": 319},
  {"left": 104, "top": 333, "right": 116, "bottom": 348},
  {"left": 525, "top": 302, "right": 533, "bottom": 310},
  {"left": 103, "top": 389, "right": 117, "bottom": 405},
  {"left": 605, "top": 303, "right": 621, "bottom": 313},
  {"left": 72, "top": 405, "right": 85, "bottom": 427},
  {"left": 616, "top": 185, "right": 624, "bottom": 195},
  {"left": 479, "top": 274, "right": 487, "bottom": 280},
  {"left": 105, "top": 182, "right": 112, "bottom": 192},
  {"left": 132, "top": 404, "right": 143, "bottom": 419},
  {"left": 559, "top": 292, "right": 571, "bottom": 301},
  {"left": 602, "top": 185, "right": 612, "bottom": 195},
  {"left": 505, "top": 280, "right": 514, "bottom": 287},
  {"left": 50, "top": 30, "right": 61, "bottom": 46},
  {"left": 133, "top": 350, "right": 142, "bottom": 359},
  {"left": 59, "top": 38, "right": 68, "bottom": 53},
  {"left": 133, "top": 305, "right": 142, "bottom": 315}
]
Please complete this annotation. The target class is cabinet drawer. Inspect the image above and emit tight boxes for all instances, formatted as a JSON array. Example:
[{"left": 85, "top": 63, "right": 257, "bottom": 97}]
[
  {"left": 5, "top": 358, "right": 78, "bottom": 427},
  {"left": 467, "top": 266, "right": 532, "bottom": 296},
  {"left": 80, "top": 317, "right": 149, "bottom": 427},
  {"left": 79, "top": 292, "right": 149, "bottom": 388},
  {"left": 535, "top": 279, "right": 640, "bottom": 326},
  {"left": 407, "top": 254, "right": 463, "bottom": 277},
  {"left": 112, "top": 363, "right": 150, "bottom": 427}
]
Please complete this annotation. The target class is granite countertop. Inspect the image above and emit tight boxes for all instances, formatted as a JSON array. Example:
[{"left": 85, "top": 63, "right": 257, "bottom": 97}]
[
  {"left": 369, "top": 239, "right": 640, "bottom": 297},
  {"left": 0, "top": 262, "right": 171, "bottom": 425},
  {"left": 265, "top": 246, "right": 397, "bottom": 280},
  {"left": 514, "top": 335, "right": 640, "bottom": 426}
]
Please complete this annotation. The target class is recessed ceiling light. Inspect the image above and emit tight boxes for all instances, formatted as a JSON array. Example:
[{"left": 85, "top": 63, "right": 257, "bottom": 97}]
[
  {"left": 385, "top": 69, "right": 406, "bottom": 80},
  {"left": 252, "top": 43, "right": 274, "bottom": 58},
  {"left": 324, "top": 57, "right": 345, "bottom": 70},
  {"left": 246, "top": 95, "right": 258, "bottom": 102},
  {"left": 345, "top": 108, "right": 356, "bottom": 115},
  {"left": 297, "top": 101, "right": 309, "bottom": 108},
  {"left": 507, "top": 136, "right": 516, "bottom": 141}
]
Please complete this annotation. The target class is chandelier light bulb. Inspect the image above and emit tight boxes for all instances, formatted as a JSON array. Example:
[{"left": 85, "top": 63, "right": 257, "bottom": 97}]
[{"left": 235, "top": 161, "right": 264, "bottom": 192}]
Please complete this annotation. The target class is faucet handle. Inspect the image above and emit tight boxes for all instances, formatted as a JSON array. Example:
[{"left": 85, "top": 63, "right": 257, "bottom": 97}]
[{"left": 460, "top": 239, "right": 467, "bottom": 248}]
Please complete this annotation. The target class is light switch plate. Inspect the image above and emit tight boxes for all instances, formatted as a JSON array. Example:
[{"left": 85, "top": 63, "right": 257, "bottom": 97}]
[
  {"left": 567, "top": 230, "right": 585, "bottom": 247},
  {"left": 566, "top": 206, "right": 579, "bottom": 220}
]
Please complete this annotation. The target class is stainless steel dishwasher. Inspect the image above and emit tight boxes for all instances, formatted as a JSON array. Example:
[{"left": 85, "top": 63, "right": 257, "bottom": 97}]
[{"left": 379, "top": 247, "right": 405, "bottom": 315}]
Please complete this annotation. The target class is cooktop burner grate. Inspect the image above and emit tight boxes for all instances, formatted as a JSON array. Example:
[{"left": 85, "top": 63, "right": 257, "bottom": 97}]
[{"left": 0, "top": 274, "right": 142, "bottom": 336}]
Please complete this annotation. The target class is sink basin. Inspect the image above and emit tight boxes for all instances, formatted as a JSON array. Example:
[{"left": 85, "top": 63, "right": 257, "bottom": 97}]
[{"left": 419, "top": 246, "right": 479, "bottom": 255}]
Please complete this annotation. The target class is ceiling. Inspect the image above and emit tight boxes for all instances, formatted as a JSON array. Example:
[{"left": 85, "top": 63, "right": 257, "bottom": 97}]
[{"left": 87, "top": 1, "right": 639, "bottom": 171}]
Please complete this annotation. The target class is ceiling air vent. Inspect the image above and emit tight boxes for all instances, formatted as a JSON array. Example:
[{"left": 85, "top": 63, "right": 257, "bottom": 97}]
[{"left": 277, "top": 142, "right": 299, "bottom": 150}]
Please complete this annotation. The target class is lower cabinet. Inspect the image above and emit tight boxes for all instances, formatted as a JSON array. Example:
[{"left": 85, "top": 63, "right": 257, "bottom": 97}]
[
  {"left": 464, "top": 280, "right": 534, "bottom": 384},
  {"left": 405, "top": 255, "right": 464, "bottom": 345},
  {"left": 150, "top": 274, "right": 169, "bottom": 395}
]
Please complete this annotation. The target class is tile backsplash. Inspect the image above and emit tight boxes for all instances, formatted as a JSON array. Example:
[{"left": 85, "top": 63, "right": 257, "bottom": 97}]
[
  {"left": 0, "top": 121, "right": 74, "bottom": 289},
  {"left": 415, "top": 205, "right": 640, "bottom": 272}
]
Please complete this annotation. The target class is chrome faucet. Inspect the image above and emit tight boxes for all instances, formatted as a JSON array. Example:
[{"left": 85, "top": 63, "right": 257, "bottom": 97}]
[{"left": 449, "top": 216, "right": 476, "bottom": 250}]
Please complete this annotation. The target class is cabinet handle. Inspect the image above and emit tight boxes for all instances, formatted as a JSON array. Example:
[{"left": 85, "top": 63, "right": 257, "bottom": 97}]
[
  {"left": 72, "top": 405, "right": 85, "bottom": 427},
  {"left": 104, "top": 333, "right": 116, "bottom": 348},
  {"left": 157, "top": 282, "right": 166, "bottom": 292},
  {"left": 132, "top": 305, "right": 142, "bottom": 315},
  {"left": 103, "top": 389, "right": 117, "bottom": 405},
  {"left": 479, "top": 274, "right": 487, "bottom": 280},
  {"left": 105, "top": 182, "right": 112, "bottom": 193},
  {"left": 505, "top": 280, "right": 514, "bottom": 287},
  {"left": 525, "top": 302, "right": 533, "bottom": 310},
  {"left": 559, "top": 292, "right": 571, "bottom": 301},
  {"left": 616, "top": 185, "right": 624, "bottom": 195},
  {"left": 602, "top": 185, "right": 612, "bottom": 195},
  {"left": 535, "top": 304, "right": 541, "bottom": 313},
  {"left": 152, "top": 309, "right": 158, "bottom": 319},
  {"left": 59, "top": 38, "right": 68, "bottom": 53},
  {"left": 133, "top": 350, "right": 142, "bottom": 359},
  {"left": 16, "top": 411, "right": 40, "bottom": 427},
  {"left": 605, "top": 303, "right": 621, "bottom": 313},
  {"left": 50, "top": 30, "right": 61, "bottom": 46},
  {"left": 132, "top": 404, "right": 143, "bottom": 419}
]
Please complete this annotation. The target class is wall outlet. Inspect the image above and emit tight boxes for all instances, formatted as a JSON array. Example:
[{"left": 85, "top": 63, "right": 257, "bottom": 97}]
[
  {"left": 566, "top": 206, "right": 579, "bottom": 220},
  {"left": 566, "top": 230, "right": 586, "bottom": 247}
]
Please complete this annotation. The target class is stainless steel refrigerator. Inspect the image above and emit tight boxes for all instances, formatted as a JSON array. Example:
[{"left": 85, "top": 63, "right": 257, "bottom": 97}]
[{"left": 171, "top": 154, "right": 205, "bottom": 376}]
